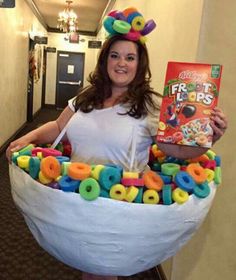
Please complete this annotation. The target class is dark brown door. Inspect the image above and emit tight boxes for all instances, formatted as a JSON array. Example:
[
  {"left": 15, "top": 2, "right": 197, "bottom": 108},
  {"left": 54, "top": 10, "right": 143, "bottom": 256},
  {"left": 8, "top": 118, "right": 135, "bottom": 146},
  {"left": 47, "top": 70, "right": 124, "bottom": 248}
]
[{"left": 56, "top": 51, "right": 85, "bottom": 109}]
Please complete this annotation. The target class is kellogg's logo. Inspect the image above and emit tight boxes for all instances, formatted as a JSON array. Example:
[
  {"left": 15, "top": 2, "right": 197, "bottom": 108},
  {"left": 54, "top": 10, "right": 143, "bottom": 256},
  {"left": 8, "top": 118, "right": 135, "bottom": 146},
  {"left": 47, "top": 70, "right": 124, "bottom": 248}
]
[{"left": 179, "top": 70, "right": 208, "bottom": 82}]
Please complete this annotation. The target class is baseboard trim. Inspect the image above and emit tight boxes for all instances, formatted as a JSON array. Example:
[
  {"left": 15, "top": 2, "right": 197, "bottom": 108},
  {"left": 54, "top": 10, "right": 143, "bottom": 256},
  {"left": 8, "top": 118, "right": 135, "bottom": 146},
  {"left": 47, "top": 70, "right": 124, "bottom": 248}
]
[{"left": 155, "top": 265, "right": 168, "bottom": 280}]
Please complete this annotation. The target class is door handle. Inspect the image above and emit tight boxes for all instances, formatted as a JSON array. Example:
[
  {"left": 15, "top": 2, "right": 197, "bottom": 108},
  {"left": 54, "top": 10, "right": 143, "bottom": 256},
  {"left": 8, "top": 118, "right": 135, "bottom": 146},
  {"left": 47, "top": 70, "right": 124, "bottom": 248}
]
[{"left": 59, "top": 80, "right": 81, "bottom": 85}]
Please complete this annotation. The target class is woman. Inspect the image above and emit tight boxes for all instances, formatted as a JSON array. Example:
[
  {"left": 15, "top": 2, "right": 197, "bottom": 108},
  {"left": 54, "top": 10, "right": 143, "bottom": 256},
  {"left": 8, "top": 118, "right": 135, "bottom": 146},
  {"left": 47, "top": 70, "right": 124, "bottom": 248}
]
[{"left": 6, "top": 15, "right": 227, "bottom": 280}]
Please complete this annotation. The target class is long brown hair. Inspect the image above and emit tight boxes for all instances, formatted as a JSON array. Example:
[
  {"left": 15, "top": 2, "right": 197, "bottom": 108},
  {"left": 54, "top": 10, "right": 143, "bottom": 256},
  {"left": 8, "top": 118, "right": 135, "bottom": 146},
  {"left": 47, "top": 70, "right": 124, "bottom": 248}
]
[{"left": 73, "top": 35, "right": 161, "bottom": 118}]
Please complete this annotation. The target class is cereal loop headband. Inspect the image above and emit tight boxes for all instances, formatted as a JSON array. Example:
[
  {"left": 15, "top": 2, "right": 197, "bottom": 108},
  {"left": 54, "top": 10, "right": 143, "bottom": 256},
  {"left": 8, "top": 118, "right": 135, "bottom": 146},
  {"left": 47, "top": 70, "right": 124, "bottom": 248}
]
[{"left": 103, "top": 7, "right": 156, "bottom": 44}]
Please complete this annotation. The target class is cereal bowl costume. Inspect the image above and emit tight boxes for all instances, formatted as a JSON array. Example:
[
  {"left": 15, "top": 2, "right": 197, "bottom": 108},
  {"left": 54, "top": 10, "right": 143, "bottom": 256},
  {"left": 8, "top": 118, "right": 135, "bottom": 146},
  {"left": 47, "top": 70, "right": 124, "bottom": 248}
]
[{"left": 9, "top": 7, "right": 220, "bottom": 276}]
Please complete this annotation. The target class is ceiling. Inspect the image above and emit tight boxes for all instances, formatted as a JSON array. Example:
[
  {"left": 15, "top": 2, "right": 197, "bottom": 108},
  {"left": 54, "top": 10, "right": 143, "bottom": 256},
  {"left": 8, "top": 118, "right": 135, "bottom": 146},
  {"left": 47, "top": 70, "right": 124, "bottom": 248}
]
[{"left": 25, "top": 0, "right": 116, "bottom": 36}]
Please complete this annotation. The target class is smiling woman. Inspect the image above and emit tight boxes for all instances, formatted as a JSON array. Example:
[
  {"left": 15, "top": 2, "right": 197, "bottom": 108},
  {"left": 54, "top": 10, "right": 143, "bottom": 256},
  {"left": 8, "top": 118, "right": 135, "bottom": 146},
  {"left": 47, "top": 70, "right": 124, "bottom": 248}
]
[{"left": 6, "top": 5, "right": 228, "bottom": 280}]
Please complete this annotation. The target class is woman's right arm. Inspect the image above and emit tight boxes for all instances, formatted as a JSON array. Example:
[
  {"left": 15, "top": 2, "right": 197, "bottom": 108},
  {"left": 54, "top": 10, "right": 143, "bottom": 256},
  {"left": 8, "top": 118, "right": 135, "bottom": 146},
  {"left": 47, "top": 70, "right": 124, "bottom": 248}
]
[{"left": 6, "top": 106, "right": 74, "bottom": 161}]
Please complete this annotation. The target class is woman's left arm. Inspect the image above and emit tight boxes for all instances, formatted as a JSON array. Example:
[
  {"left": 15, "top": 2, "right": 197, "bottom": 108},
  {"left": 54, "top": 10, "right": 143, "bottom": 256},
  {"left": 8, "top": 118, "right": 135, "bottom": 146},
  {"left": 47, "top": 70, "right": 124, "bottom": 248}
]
[{"left": 155, "top": 107, "right": 228, "bottom": 159}]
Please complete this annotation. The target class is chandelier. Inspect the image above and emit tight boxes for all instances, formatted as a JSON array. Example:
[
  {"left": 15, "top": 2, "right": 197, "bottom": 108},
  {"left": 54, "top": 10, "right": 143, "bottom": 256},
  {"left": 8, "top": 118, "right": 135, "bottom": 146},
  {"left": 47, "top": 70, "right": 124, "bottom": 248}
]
[{"left": 57, "top": 1, "right": 78, "bottom": 33}]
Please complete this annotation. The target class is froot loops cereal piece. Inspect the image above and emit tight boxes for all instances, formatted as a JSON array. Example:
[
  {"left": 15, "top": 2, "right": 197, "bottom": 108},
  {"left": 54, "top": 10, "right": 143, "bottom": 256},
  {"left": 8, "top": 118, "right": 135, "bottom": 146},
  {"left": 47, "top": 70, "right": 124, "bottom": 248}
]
[
  {"left": 68, "top": 162, "right": 91, "bottom": 180},
  {"left": 206, "top": 150, "right": 216, "bottom": 160},
  {"left": 122, "top": 7, "right": 138, "bottom": 17},
  {"left": 58, "top": 175, "right": 79, "bottom": 192},
  {"left": 162, "top": 185, "right": 173, "bottom": 205},
  {"left": 41, "top": 156, "right": 61, "bottom": 179},
  {"left": 18, "top": 144, "right": 35, "bottom": 155},
  {"left": 113, "top": 20, "right": 131, "bottom": 34},
  {"left": 17, "top": 155, "right": 31, "bottom": 169},
  {"left": 143, "top": 189, "right": 159, "bottom": 204},
  {"left": 79, "top": 178, "right": 100, "bottom": 201},
  {"left": 174, "top": 171, "right": 196, "bottom": 192},
  {"left": 134, "top": 188, "right": 144, "bottom": 203},
  {"left": 131, "top": 15, "right": 145, "bottom": 31},
  {"left": 140, "top": 19, "right": 156, "bottom": 36},
  {"left": 195, "top": 133, "right": 208, "bottom": 146},
  {"left": 121, "top": 178, "right": 144, "bottom": 187},
  {"left": 193, "top": 182, "right": 210, "bottom": 198},
  {"left": 29, "top": 156, "right": 40, "bottom": 179},
  {"left": 61, "top": 161, "right": 71, "bottom": 176},
  {"left": 214, "top": 166, "right": 222, "bottom": 184},
  {"left": 42, "top": 148, "right": 62, "bottom": 157},
  {"left": 188, "top": 91, "right": 197, "bottom": 102},
  {"left": 123, "top": 171, "right": 139, "bottom": 179},
  {"left": 186, "top": 163, "right": 207, "bottom": 184},
  {"left": 125, "top": 186, "right": 139, "bottom": 202},
  {"left": 110, "top": 184, "right": 126, "bottom": 201},
  {"left": 205, "top": 168, "right": 215, "bottom": 182},
  {"left": 172, "top": 188, "right": 189, "bottom": 204},
  {"left": 38, "top": 171, "right": 52, "bottom": 184},
  {"left": 99, "top": 167, "right": 121, "bottom": 191},
  {"left": 143, "top": 170, "right": 164, "bottom": 191},
  {"left": 91, "top": 164, "right": 105, "bottom": 180},
  {"left": 161, "top": 163, "right": 180, "bottom": 176}
]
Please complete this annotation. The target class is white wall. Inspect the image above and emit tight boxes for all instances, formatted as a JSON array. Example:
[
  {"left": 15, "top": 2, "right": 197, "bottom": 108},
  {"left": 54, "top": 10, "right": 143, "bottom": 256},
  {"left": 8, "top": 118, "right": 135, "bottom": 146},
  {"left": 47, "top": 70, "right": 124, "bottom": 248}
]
[
  {"left": 0, "top": 0, "right": 46, "bottom": 146},
  {"left": 171, "top": 1, "right": 236, "bottom": 279}
]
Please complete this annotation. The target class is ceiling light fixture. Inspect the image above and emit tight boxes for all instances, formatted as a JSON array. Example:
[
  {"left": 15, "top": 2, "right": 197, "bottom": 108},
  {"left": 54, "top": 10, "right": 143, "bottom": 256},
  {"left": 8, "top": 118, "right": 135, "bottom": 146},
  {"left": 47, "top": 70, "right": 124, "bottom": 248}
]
[{"left": 57, "top": 0, "right": 78, "bottom": 34}]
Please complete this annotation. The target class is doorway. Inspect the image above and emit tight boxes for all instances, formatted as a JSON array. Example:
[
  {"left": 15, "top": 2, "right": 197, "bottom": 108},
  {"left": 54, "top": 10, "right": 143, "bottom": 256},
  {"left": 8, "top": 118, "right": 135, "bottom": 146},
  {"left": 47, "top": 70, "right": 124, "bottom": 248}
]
[{"left": 56, "top": 51, "right": 85, "bottom": 109}]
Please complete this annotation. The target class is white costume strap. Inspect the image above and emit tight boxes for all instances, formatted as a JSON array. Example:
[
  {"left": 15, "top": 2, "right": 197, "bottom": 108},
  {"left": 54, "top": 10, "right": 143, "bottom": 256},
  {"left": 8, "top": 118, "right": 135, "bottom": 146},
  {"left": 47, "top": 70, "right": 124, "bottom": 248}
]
[{"left": 51, "top": 125, "right": 67, "bottom": 149}]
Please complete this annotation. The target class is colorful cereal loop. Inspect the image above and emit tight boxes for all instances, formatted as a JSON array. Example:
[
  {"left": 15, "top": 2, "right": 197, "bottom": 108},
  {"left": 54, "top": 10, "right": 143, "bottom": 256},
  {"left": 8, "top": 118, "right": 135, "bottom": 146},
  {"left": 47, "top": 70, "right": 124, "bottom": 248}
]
[
  {"left": 214, "top": 166, "right": 222, "bottom": 184},
  {"left": 68, "top": 162, "right": 91, "bottom": 180},
  {"left": 41, "top": 156, "right": 61, "bottom": 179},
  {"left": 162, "top": 185, "right": 173, "bottom": 205},
  {"left": 103, "top": 16, "right": 117, "bottom": 34},
  {"left": 161, "top": 163, "right": 180, "bottom": 176},
  {"left": 143, "top": 170, "right": 164, "bottom": 191},
  {"left": 172, "top": 188, "right": 189, "bottom": 204},
  {"left": 99, "top": 167, "right": 121, "bottom": 191},
  {"left": 131, "top": 15, "right": 145, "bottom": 31},
  {"left": 205, "top": 168, "right": 215, "bottom": 182},
  {"left": 186, "top": 163, "right": 207, "bottom": 184},
  {"left": 193, "top": 182, "right": 210, "bottom": 198},
  {"left": 61, "top": 161, "right": 71, "bottom": 176},
  {"left": 174, "top": 171, "right": 196, "bottom": 192},
  {"left": 143, "top": 189, "right": 159, "bottom": 204},
  {"left": 122, "top": 7, "right": 138, "bottom": 17},
  {"left": 79, "top": 178, "right": 100, "bottom": 201},
  {"left": 17, "top": 155, "right": 31, "bottom": 169},
  {"left": 38, "top": 171, "right": 52, "bottom": 184},
  {"left": 91, "top": 164, "right": 105, "bottom": 180},
  {"left": 134, "top": 188, "right": 144, "bottom": 203},
  {"left": 140, "top": 19, "right": 156, "bottom": 35},
  {"left": 188, "top": 91, "right": 196, "bottom": 102},
  {"left": 123, "top": 171, "right": 139, "bottom": 178},
  {"left": 18, "top": 144, "right": 35, "bottom": 155},
  {"left": 59, "top": 175, "right": 80, "bottom": 192},
  {"left": 113, "top": 20, "right": 131, "bottom": 34},
  {"left": 109, "top": 184, "right": 126, "bottom": 201},
  {"left": 124, "top": 30, "right": 141, "bottom": 41},
  {"left": 125, "top": 186, "right": 139, "bottom": 202},
  {"left": 127, "top": 12, "right": 142, "bottom": 24},
  {"left": 29, "top": 156, "right": 40, "bottom": 179},
  {"left": 121, "top": 178, "right": 144, "bottom": 187}
]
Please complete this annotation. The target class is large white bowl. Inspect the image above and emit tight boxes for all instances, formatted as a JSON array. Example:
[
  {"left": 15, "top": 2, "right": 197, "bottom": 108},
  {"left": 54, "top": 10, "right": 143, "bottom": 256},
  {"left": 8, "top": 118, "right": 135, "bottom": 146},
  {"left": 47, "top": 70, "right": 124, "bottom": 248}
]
[{"left": 9, "top": 164, "right": 216, "bottom": 276}]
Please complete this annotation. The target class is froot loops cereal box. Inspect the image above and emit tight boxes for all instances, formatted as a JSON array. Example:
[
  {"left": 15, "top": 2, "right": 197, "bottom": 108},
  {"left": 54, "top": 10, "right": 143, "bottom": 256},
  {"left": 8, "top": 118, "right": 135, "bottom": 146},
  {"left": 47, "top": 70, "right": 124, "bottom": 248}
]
[{"left": 157, "top": 61, "right": 222, "bottom": 148}]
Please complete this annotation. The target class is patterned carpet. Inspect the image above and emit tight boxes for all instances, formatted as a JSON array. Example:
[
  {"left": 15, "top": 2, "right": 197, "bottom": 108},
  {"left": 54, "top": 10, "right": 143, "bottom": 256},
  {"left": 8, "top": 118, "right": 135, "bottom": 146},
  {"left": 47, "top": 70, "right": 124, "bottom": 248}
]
[{"left": 0, "top": 107, "right": 161, "bottom": 280}]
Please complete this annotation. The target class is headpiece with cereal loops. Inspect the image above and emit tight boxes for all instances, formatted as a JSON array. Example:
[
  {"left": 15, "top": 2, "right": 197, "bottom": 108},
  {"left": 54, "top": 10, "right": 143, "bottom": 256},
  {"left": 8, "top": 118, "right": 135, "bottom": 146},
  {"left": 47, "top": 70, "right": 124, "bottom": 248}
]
[{"left": 103, "top": 7, "right": 156, "bottom": 44}]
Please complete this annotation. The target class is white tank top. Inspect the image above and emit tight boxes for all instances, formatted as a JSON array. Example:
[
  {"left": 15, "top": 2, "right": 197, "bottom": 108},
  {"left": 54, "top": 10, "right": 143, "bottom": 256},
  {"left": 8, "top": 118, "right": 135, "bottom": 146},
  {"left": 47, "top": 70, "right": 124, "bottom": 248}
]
[{"left": 66, "top": 99, "right": 159, "bottom": 172}]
